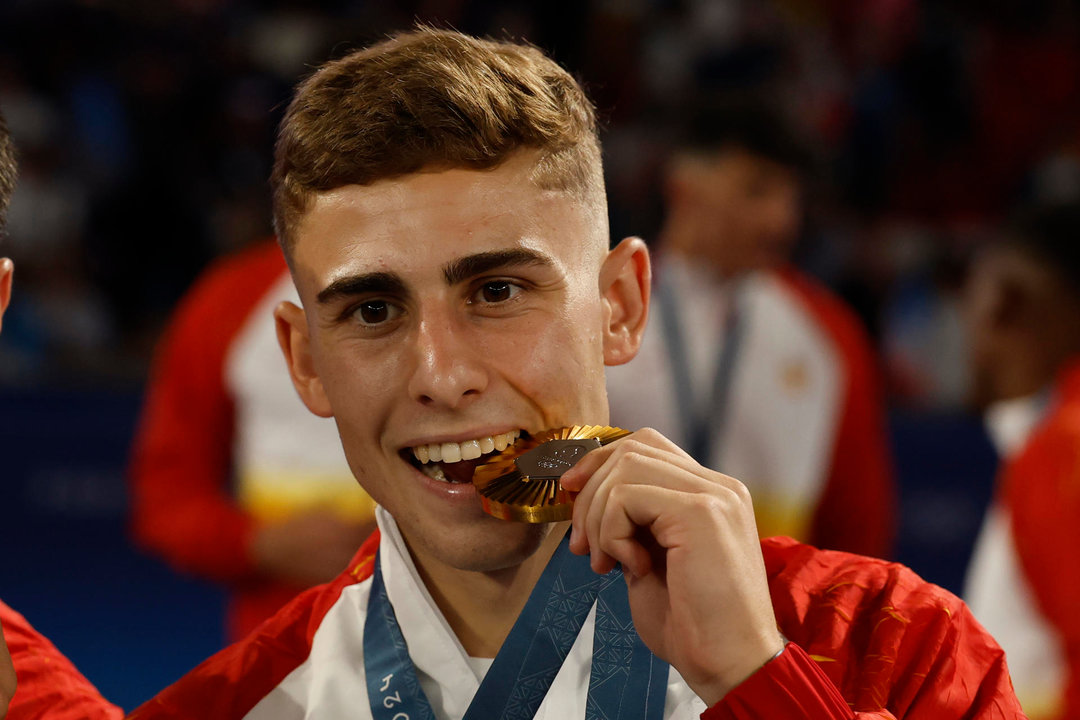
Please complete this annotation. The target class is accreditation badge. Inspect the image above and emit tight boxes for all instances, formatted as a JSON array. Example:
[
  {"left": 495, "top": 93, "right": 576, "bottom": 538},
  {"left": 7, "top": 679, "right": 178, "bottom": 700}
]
[{"left": 472, "top": 425, "right": 630, "bottom": 523}]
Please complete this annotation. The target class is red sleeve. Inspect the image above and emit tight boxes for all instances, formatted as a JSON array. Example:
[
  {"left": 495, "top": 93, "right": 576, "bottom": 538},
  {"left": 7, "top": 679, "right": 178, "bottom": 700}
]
[
  {"left": 778, "top": 269, "right": 897, "bottom": 559},
  {"left": 1, "top": 600, "right": 123, "bottom": 720},
  {"left": 128, "top": 533, "right": 381, "bottom": 720},
  {"left": 128, "top": 240, "right": 289, "bottom": 581},
  {"left": 703, "top": 643, "right": 874, "bottom": 719},
  {"left": 724, "top": 537, "right": 1026, "bottom": 719},
  {"left": 1004, "top": 381, "right": 1080, "bottom": 715}
]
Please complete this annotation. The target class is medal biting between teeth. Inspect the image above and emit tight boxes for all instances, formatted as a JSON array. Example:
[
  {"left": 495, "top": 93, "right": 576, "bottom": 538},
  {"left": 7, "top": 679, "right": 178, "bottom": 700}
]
[{"left": 472, "top": 425, "right": 631, "bottom": 523}]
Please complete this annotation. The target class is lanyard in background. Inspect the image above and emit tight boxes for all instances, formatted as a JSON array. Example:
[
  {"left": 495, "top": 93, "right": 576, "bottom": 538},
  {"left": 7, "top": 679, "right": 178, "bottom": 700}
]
[{"left": 656, "top": 270, "right": 746, "bottom": 467}]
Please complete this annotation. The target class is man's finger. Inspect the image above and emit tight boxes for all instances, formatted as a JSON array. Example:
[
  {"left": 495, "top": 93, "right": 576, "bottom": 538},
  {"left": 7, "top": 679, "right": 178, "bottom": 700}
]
[{"left": 569, "top": 438, "right": 717, "bottom": 555}]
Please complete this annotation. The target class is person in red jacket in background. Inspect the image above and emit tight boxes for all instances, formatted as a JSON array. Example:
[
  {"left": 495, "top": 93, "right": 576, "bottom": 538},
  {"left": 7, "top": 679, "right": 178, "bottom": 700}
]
[
  {"left": 129, "top": 236, "right": 377, "bottom": 642},
  {"left": 963, "top": 203, "right": 1080, "bottom": 719},
  {"left": 607, "top": 99, "right": 896, "bottom": 558},
  {"left": 0, "top": 110, "right": 122, "bottom": 720}
]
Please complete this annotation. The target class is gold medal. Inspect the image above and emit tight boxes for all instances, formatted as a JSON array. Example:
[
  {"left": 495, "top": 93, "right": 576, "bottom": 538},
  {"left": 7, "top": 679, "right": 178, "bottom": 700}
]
[{"left": 472, "top": 425, "right": 631, "bottom": 523}]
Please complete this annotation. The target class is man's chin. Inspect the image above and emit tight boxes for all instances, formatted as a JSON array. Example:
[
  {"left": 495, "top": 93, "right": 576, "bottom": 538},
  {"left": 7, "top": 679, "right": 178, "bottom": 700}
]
[{"left": 407, "top": 517, "right": 552, "bottom": 575}]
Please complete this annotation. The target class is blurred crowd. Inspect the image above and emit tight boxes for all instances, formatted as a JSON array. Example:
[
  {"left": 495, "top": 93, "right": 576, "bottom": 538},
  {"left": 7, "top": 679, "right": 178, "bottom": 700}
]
[{"left": 1, "top": 0, "right": 1078, "bottom": 407}]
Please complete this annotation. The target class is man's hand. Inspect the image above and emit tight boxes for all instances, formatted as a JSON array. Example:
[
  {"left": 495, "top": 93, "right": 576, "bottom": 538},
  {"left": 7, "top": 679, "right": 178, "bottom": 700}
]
[
  {"left": 561, "top": 428, "right": 784, "bottom": 706},
  {"left": 251, "top": 510, "right": 375, "bottom": 587},
  {"left": 0, "top": 620, "right": 15, "bottom": 719}
]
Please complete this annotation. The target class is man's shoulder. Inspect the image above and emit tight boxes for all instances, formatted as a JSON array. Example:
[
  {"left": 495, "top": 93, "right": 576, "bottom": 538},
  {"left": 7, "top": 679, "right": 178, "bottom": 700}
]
[
  {"left": 129, "top": 532, "right": 381, "bottom": 720},
  {"left": 759, "top": 537, "right": 1011, "bottom": 714},
  {"left": 154, "top": 239, "right": 289, "bottom": 361},
  {"left": 180, "top": 240, "right": 289, "bottom": 314},
  {"left": 761, "top": 535, "right": 968, "bottom": 624},
  {"left": 767, "top": 268, "right": 875, "bottom": 366}
]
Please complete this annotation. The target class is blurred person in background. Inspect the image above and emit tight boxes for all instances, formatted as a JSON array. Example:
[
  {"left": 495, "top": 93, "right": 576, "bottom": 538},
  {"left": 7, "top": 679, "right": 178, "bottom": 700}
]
[
  {"left": 963, "top": 203, "right": 1080, "bottom": 719},
  {"left": 606, "top": 99, "right": 896, "bottom": 558},
  {"left": 0, "top": 109, "right": 122, "bottom": 720},
  {"left": 129, "top": 237, "right": 378, "bottom": 642}
]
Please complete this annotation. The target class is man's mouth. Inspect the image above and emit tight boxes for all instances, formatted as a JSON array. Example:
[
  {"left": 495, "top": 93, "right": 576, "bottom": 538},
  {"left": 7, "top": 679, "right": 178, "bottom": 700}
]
[{"left": 405, "top": 430, "right": 522, "bottom": 484}]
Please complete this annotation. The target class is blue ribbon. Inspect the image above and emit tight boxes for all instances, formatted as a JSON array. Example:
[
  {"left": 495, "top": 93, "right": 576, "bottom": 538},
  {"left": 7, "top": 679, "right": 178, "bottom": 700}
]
[
  {"left": 656, "top": 270, "right": 745, "bottom": 467},
  {"left": 364, "top": 536, "right": 669, "bottom": 719}
]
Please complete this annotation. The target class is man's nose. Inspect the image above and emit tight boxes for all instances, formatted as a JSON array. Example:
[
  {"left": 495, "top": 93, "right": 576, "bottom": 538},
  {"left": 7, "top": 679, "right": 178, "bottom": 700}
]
[{"left": 406, "top": 316, "right": 488, "bottom": 408}]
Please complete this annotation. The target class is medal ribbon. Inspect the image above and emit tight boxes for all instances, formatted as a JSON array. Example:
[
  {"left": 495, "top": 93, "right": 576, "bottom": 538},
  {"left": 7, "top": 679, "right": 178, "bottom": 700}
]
[
  {"left": 656, "top": 270, "right": 745, "bottom": 466},
  {"left": 364, "top": 536, "right": 669, "bottom": 719}
]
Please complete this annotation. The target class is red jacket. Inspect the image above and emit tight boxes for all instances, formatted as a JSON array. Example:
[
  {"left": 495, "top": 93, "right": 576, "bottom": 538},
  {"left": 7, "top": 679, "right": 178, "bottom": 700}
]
[
  {"left": 1001, "top": 359, "right": 1080, "bottom": 718},
  {"left": 1, "top": 600, "right": 122, "bottom": 720},
  {"left": 129, "top": 241, "right": 289, "bottom": 641},
  {"left": 130, "top": 535, "right": 1024, "bottom": 719},
  {"left": 129, "top": 241, "right": 373, "bottom": 641}
]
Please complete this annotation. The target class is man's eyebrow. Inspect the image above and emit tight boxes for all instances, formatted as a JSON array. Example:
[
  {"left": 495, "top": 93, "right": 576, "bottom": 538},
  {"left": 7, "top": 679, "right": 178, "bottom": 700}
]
[
  {"left": 316, "top": 272, "right": 408, "bottom": 304},
  {"left": 442, "top": 248, "right": 555, "bottom": 286}
]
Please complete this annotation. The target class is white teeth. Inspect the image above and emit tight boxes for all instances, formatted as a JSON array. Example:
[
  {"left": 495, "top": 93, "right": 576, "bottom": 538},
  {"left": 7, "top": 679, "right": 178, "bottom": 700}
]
[
  {"left": 420, "top": 463, "right": 448, "bottom": 482},
  {"left": 460, "top": 439, "right": 482, "bottom": 460},
  {"left": 441, "top": 442, "right": 462, "bottom": 463},
  {"left": 411, "top": 431, "right": 520, "bottom": 465}
]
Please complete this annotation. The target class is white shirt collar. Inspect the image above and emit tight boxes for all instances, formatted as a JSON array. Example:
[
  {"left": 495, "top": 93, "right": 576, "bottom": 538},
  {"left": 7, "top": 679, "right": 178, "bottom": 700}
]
[
  {"left": 375, "top": 507, "right": 482, "bottom": 718},
  {"left": 983, "top": 392, "right": 1049, "bottom": 459},
  {"left": 371, "top": 507, "right": 705, "bottom": 719}
]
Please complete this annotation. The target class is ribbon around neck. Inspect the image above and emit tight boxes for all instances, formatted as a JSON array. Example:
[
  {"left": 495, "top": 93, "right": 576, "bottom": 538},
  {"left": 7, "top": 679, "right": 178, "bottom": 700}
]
[{"left": 364, "top": 536, "right": 669, "bottom": 719}]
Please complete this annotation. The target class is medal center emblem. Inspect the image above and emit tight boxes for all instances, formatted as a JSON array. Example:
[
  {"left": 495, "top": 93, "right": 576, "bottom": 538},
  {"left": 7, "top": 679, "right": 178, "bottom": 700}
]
[{"left": 514, "top": 438, "right": 601, "bottom": 480}]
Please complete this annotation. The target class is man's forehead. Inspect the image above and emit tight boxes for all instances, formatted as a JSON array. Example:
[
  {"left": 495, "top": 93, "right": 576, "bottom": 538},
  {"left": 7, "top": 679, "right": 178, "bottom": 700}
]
[
  {"left": 289, "top": 182, "right": 598, "bottom": 296},
  {"left": 303, "top": 168, "right": 579, "bottom": 234}
]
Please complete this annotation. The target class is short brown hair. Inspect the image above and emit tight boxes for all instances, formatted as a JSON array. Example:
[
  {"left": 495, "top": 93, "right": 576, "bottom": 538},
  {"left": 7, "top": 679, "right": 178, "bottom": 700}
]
[
  {"left": 0, "top": 110, "right": 16, "bottom": 237},
  {"left": 271, "top": 27, "right": 603, "bottom": 254}
]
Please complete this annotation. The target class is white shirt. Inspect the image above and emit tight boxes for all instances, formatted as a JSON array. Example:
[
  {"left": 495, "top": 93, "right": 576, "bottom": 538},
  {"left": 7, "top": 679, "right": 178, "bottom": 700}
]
[
  {"left": 247, "top": 507, "right": 707, "bottom": 719},
  {"left": 965, "top": 393, "right": 1065, "bottom": 717}
]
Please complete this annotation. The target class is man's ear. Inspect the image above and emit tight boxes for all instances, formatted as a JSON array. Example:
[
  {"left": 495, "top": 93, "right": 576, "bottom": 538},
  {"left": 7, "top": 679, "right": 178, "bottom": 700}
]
[
  {"left": 599, "top": 237, "right": 651, "bottom": 366},
  {"left": 274, "top": 300, "right": 333, "bottom": 418},
  {"left": 0, "top": 258, "right": 12, "bottom": 334}
]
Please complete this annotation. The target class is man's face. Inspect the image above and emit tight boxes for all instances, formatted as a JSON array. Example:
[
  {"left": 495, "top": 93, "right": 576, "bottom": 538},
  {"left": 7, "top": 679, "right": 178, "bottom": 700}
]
[
  {"left": 675, "top": 148, "right": 801, "bottom": 276},
  {"left": 963, "top": 244, "right": 1078, "bottom": 407},
  {"left": 277, "top": 153, "right": 636, "bottom": 574}
]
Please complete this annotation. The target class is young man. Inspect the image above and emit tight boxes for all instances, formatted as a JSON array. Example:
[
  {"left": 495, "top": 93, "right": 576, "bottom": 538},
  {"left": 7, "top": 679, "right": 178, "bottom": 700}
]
[
  {"left": 963, "top": 204, "right": 1080, "bottom": 719},
  {"left": 0, "top": 112, "right": 122, "bottom": 720},
  {"left": 606, "top": 101, "right": 896, "bottom": 558},
  {"left": 132, "top": 28, "right": 1023, "bottom": 719}
]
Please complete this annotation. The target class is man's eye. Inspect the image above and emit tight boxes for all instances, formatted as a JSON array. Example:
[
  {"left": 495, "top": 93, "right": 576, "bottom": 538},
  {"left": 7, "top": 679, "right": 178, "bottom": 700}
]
[
  {"left": 352, "top": 300, "right": 400, "bottom": 326},
  {"left": 475, "top": 281, "right": 520, "bottom": 304}
]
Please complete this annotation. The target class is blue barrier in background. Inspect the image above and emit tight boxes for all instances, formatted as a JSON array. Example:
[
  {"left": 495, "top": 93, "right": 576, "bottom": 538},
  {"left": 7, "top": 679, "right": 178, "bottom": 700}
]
[
  {"left": 0, "top": 388, "right": 225, "bottom": 711},
  {"left": 890, "top": 409, "right": 998, "bottom": 594},
  {"left": 0, "top": 388, "right": 999, "bottom": 710}
]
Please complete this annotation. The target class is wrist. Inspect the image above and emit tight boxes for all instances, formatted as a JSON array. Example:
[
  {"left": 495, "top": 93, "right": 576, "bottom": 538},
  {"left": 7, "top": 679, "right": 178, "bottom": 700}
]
[{"left": 692, "top": 632, "right": 787, "bottom": 706}]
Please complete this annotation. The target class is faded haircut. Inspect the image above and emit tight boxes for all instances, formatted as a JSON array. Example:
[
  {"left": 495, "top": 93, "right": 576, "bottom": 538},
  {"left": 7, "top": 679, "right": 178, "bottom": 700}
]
[
  {"left": 0, "top": 110, "right": 16, "bottom": 237},
  {"left": 271, "top": 26, "right": 604, "bottom": 255}
]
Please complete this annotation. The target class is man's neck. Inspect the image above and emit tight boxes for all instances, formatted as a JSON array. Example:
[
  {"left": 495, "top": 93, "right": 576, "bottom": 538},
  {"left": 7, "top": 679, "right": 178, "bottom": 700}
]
[{"left": 407, "top": 524, "right": 569, "bottom": 658}]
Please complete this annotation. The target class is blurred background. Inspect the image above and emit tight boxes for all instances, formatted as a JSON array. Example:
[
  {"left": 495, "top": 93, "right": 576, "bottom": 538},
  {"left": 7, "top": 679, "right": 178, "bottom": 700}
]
[{"left": 2, "top": 0, "right": 1079, "bottom": 710}]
